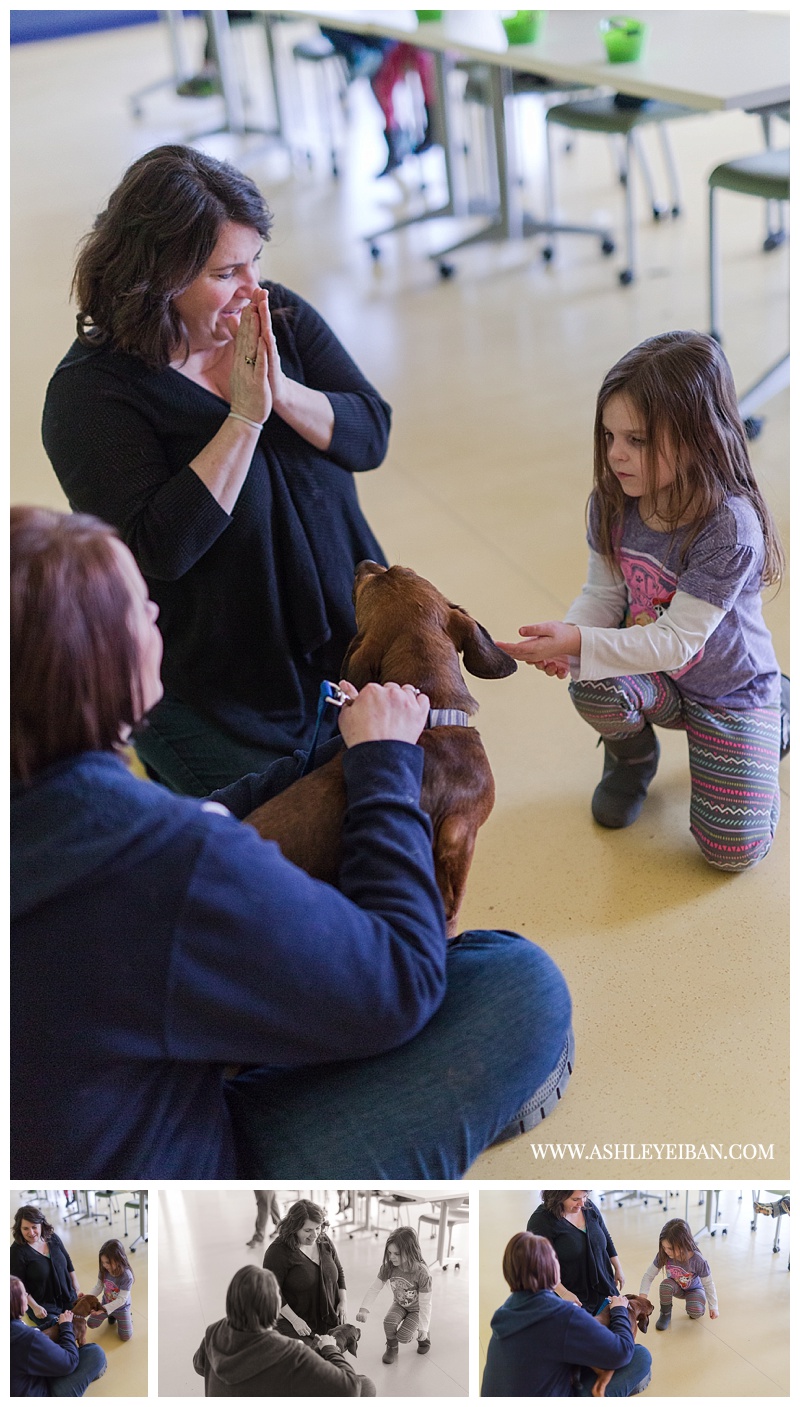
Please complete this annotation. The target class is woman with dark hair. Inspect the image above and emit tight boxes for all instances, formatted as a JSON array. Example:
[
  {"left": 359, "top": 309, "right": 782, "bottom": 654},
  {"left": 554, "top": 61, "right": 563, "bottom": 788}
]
[
  {"left": 194, "top": 1264, "right": 375, "bottom": 1396},
  {"left": 262, "top": 1201, "right": 347, "bottom": 1339},
  {"left": 9, "top": 1208, "right": 80, "bottom": 1330},
  {"left": 527, "top": 1192, "right": 626, "bottom": 1312},
  {"left": 11, "top": 504, "right": 574, "bottom": 1180},
  {"left": 481, "top": 1232, "right": 651, "bottom": 1397},
  {"left": 10, "top": 1276, "right": 107, "bottom": 1398},
  {"left": 42, "top": 142, "right": 391, "bottom": 795}
]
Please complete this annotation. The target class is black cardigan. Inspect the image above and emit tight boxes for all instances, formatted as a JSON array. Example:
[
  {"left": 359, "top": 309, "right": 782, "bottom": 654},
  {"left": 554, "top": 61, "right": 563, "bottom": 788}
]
[
  {"left": 526, "top": 1200, "right": 618, "bottom": 1309},
  {"left": 10, "top": 1235, "right": 76, "bottom": 1312},
  {"left": 42, "top": 282, "right": 390, "bottom": 754},
  {"left": 263, "top": 1236, "right": 346, "bottom": 1335}
]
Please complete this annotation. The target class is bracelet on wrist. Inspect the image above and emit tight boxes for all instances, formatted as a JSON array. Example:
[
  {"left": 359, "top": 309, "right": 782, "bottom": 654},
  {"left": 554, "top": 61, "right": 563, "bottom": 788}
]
[{"left": 228, "top": 410, "right": 264, "bottom": 431}]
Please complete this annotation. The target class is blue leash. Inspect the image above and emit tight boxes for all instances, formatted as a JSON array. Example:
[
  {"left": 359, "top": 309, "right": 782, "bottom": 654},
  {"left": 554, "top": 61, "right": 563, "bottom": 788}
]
[{"left": 301, "top": 680, "right": 348, "bottom": 777}]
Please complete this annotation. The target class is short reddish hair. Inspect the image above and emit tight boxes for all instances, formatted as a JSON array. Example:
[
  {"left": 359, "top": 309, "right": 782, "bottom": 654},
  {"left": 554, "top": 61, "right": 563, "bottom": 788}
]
[
  {"left": 502, "top": 1232, "right": 560, "bottom": 1293},
  {"left": 11, "top": 1276, "right": 26, "bottom": 1319},
  {"left": 11, "top": 506, "right": 140, "bottom": 782}
]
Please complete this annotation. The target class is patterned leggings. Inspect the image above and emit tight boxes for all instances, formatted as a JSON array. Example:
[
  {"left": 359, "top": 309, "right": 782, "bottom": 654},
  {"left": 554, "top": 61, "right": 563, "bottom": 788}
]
[
  {"left": 569, "top": 673, "right": 781, "bottom": 871},
  {"left": 384, "top": 1302, "right": 420, "bottom": 1342},
  {"left": 87, "top": 1303, "right": 133, "bottom": 1341},
  {"left": 660, "top": 1279, "right": 706, "bottom": 1318}
]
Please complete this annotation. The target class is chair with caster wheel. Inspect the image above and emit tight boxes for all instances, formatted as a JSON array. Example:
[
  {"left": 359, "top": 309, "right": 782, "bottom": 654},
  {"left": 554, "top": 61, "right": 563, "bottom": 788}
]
[
  {"left": 544, "top": 96, "right": 700, "bottom": 284},
  {"left": 708, "top": 146, "right": 789, "bottom": 436}
]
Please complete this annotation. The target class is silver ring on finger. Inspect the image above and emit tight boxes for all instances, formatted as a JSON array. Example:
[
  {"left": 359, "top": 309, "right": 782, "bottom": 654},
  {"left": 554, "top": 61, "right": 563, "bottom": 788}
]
[{"left": 244, "top": 355, "right": 257, "bottom": 366}]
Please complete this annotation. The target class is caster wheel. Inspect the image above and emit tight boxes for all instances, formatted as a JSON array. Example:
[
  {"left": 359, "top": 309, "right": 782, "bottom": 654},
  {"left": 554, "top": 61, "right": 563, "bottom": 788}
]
[
  {"left": 671, "top": 204, "right": 681, "bottom": 218},
  {"left": 332, "top": 164, "right": 340, "bottom": 180},
  {"left": 369, "top": 244, "right": 381, "bottom": 260},
  {"left": 763, "top": 230, "right": 786, "bottom": 252},
  {"left": 652, "top": 205, "right": 667, "bottom": 221},
  {"left": 131, "top": 103, "right": 142, "bottom": 119},
  {"left": 619, "top": 172, "right": 628, "bottom": 187},
  {"left": 454, "top": 1261, "right": 461, "bottom": 1270},
  {"left": 722, "top": 1229, "right": 727, "bottom": 1236},
  {"left": 542, "top": 245, "right": 554, "bottom": 262},
  {"left": 744, "top": 416, "right": 764, "bottom": 441},
  {"left": 438, "top": 261, "right": 456, "bottom": 280},
  {"left": 618, "top": 268, "right": 634, "bottom": 286},
  {"left": 601, "top": 238, "right": 615, "bottom": 256}
]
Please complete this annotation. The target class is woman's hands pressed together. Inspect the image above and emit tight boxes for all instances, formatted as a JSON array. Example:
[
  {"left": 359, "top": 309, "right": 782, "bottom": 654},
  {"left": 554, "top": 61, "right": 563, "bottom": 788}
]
[
  {"left": 229, "top": 302, "right": 271, "bottom": 428},
  {"left": 336, "top": 681, "right": 430, "bottom": 749},
  {"left": 495, "top": 622, "right": 581, "bottom": 680}
]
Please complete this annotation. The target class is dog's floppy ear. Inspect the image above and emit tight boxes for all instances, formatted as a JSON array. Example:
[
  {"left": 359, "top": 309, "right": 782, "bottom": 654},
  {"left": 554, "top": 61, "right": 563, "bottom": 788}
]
[
  {"left": 340, "top": 632, "right": 382, "bottom": 689},
  {"left": 447, "top": 606, "right": 518, "bottom": 680}
]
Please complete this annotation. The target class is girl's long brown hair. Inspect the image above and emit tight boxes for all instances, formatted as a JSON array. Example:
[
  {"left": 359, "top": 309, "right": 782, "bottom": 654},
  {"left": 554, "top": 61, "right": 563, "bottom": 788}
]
[
  {"left": 98, "top": 1239, "right": 134, "bottom": 1285},
  {"left": 655, "top": 1218, "right": 700, "bottom": 1267},
  {"left": 591, "top": 331, "right": 783, "bottom": 585}
]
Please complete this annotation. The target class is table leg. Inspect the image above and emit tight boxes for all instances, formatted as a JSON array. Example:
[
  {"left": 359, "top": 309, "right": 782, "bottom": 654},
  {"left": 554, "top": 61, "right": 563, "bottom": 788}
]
[{"left": 431, "top": 65, "right": 614, "bottom": 267}]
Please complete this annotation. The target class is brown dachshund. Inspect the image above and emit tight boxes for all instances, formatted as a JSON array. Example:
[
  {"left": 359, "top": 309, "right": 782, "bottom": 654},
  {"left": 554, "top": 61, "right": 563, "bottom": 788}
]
[
  {"left": 590, "top": 1295, "right": 653, "bottom": 1397},
  {"left": 308, "top": 1322, "right": 361, "bottom": 1356},
  {"left": 245, "top": 561, "right": 517, "bottom": 934},
  {"left": 42, "top": 1294, "right": 103, "bottom": 1348}
]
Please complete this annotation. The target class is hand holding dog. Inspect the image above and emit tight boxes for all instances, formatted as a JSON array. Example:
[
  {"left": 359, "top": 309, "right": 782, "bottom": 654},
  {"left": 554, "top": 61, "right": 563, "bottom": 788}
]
[
  {"left": 316, "top": 1334, "right": 337, "bottom": 1349},
  {"left": 57, "top": 1310, "right": 74, "bottom": 1324},
  {"left": 495, "top": 622, "right": 581, "bottom": 675},
  {"left": 608, "top": 1295, "right": 628, "bottom": 1310},
  {"left": 337, "top": 681, "right": 430, "bottom": 749}
]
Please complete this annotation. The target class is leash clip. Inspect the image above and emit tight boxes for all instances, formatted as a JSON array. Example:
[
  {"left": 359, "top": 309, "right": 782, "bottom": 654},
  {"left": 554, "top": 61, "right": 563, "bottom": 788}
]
[{"left": 320, "top": 680, "right": 349, "bottom": 709}]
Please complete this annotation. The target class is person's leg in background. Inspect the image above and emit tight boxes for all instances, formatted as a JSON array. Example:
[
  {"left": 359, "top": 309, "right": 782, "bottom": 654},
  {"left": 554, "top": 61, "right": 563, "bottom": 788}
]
[
  {"left": 225, "top": 928, "right": 573, "bottom": 1178},
  {"left": 247, "top": 1190, "right": 271, "bottom": 1248},
  {"left": 48, "top": 1343, "right": 108, "bottom": 1397}
]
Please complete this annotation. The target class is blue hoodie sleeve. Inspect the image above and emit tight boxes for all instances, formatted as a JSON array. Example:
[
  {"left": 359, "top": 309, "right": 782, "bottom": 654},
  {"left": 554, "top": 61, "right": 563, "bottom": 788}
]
[
  {"left": 205, "top": 738, "right": 344, "bottom": 819},
  {"left": 25, "top": 1322, "right": 80, "bottom": 1377},
  {"left": 562, "top": 1304, "right": 634, "bottom": 1370},
  {"left": 166, "top": 740, "right": 447, "bottom": 1065}
]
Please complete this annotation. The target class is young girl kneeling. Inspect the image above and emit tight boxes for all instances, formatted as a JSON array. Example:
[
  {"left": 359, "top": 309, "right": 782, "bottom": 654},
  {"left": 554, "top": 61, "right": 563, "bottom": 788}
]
[
  {"left": 640, "top": 1218, "right": 719, "bottom": 1329},
  {"left": 499, "top": 331, "right": 787, "bottom": 870},
  {"left": 87, "top": 1239, "right": 135, "bottom": 1341},
  {"left": 357, "top": 1227, "right": 432, "bottom": 1363}
]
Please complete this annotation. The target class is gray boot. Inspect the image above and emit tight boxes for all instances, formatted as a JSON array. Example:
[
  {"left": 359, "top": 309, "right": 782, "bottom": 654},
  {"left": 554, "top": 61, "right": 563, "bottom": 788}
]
[
  {"left": 655, "top": 1303, "right": 672, "bottom": 1331},
  {"left": 592, "top": 725, "right": 660, "bottom": 828}
]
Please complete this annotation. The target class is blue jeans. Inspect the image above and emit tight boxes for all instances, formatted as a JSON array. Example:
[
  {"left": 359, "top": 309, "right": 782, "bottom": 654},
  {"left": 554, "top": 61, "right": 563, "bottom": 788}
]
[
  {"left": 49, "top": 1343, "right": 107, "bottom": 1397},
  {"left": 133, "top": 694, "right": 298, "bottom": 795},
  {"left": 225, "top": 929, "right": 573, "bottom": 1177},
  {"left": 577, "top": 1345, "right": 652, "bottom": 1397}
]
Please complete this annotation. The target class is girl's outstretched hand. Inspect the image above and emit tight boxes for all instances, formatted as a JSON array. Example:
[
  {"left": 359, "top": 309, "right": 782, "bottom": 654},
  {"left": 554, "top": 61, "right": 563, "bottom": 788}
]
[
  {"left": 356, "top": 1308, "right": 369, "bottom": 1323},
  {"left": 495, "top": 622, "right": 581, "bottom": 668}
]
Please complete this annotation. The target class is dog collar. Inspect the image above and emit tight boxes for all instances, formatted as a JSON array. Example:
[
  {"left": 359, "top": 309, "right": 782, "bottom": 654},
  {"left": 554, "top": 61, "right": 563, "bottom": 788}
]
[{"left": 428, "top": 709, "right": 471, "bottom": 728}]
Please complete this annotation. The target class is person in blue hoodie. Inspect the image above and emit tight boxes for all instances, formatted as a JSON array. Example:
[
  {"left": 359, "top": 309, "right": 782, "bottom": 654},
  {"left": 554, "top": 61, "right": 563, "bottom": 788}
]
[
  {"left": 10, "top": 1277, "right": 107, "bottom": 1398},
  {"left": 10, "top": 505, "right": 574, "bottom": 1180},
  {"left": 481, "top": 1233, "right": 652, "bottom": 1398}
]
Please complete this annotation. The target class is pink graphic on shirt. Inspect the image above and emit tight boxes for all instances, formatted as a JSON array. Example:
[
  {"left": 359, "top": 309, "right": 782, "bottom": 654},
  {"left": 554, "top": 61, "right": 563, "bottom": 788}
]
[
  {"left": 665, "top": 1263, "right": 696, "bottom": 1290},
  {"left": 390, "top": 1274, "right": 420, "bottom": 1309},
  {"left": 620, "top": 549, "right": 703, "bottom": 679}
]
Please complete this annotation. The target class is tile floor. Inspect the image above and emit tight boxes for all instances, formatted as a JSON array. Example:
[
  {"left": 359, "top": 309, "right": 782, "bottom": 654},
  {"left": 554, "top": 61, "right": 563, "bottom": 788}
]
[
  {"left": 158, "top": 1187, "right": 469, "bottom": 1396},
  {"left": 10, "top": 14, "right": 790, "bottom": 1181},
  {"left": 478, "top": 1186, "right": 790, "bottom": 1397},
  {"left": 8, "top": 1190, "right": 149, "bottom": 1397}
]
